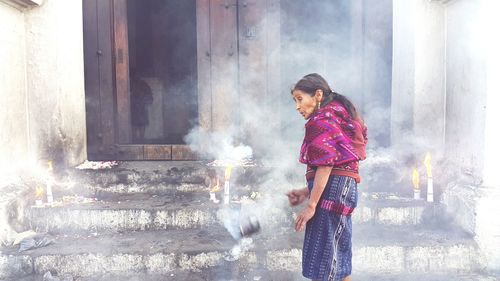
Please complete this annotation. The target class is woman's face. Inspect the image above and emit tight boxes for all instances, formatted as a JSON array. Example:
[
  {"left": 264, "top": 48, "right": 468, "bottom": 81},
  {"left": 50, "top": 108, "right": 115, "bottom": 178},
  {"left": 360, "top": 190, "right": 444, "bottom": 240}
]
[{"left": 292, "top": 90, "right": 319, "bottom": 120}]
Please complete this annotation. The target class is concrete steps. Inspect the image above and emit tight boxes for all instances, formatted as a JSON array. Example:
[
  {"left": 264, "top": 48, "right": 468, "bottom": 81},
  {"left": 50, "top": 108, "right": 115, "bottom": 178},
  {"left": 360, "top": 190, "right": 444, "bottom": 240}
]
[
  {"left": 25, "top": 191, "right": 437, "bottom": 234},
  {"left": 0, "top": 161, "right": 491, "bottom": 280},
  {"left": 0, "top": 224, "right": 484, "bottom": 280},
  {"left": 65, "top": 161, "right": 270, "bottom": 197},
  {"left": 13, "top": 272, "right": 500, "bottom": 281}
]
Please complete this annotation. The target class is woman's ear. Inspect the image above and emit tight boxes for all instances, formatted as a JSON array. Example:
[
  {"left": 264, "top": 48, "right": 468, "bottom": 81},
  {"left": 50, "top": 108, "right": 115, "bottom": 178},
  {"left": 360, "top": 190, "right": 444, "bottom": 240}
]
[{"left": 314, "top": 89, "right": 324, "bottom": 102}]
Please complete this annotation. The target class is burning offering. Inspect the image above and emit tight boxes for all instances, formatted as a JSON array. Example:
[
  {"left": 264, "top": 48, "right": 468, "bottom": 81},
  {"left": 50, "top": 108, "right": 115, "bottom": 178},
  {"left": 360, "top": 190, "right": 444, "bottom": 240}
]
[
  {"left": 35, "top": 185, "right": 44, "bottom": 206},
  {"left": 423, "top": 152, "right": 433, "bottom": 202},
  {"left": 412, "top": 168, "right": 420, "bottom": 200}
]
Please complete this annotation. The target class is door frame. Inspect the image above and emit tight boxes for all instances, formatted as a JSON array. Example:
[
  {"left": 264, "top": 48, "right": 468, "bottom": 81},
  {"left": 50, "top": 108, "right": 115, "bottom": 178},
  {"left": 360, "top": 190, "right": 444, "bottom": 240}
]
[{"left": 83, "top": 0, "right": 203, "bottom": 160}]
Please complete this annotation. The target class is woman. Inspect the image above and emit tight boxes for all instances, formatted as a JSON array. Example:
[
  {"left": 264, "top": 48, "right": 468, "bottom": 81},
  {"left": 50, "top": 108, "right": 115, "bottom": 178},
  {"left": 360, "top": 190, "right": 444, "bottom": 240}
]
[{"left": 286, "top": 73, "right": 367, "bottom": 281}]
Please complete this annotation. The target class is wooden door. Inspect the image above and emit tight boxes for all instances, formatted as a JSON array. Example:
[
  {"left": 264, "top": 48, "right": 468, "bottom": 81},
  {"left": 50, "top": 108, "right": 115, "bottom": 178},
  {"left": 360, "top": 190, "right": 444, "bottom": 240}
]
[
  {"left": 198, "top": 0, "right": 281, "bottom": 136},
  {"left": 83, "top": 0, "right": 281, "bottom": 160},
  {"left": 83, "top": 0, "right": 117, "bottom": 160}
]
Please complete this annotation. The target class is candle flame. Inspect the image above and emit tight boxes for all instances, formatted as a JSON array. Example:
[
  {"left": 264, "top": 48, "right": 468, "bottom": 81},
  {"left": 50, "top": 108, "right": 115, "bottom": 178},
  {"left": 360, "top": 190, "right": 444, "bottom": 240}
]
[
  {"left": 412, "top": 168, "right": 420, "bottom": 190},
  {"left": 35, "top": 185, "right": 44, "bottom": 198},
  {"left": 423, "top": 152, "right": 432, "bottom": 177},
  {"left": 224, "top": 165, "right": 233, "bottom": 181},
  {"left": 47, "top": 160, "right": 53, "bottom": 172},
  {"left": 210, "top": 178, "right": 220, "bottom": 192}
]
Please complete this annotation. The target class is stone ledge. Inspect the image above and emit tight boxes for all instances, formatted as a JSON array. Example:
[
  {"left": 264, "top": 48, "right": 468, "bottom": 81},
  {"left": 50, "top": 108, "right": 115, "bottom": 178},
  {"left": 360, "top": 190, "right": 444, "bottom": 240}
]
[
  {"left": 0, "top": 225, "right": 483, "bottom": 277},
  {"left": 442, "top": 183, "right": 500, "bottom": 271},
  {"left": 23, "top": 194, "right": 442, "bottom": 234},
  {"left": 0, "top": 239, "right": 482, "bottom": 279}
]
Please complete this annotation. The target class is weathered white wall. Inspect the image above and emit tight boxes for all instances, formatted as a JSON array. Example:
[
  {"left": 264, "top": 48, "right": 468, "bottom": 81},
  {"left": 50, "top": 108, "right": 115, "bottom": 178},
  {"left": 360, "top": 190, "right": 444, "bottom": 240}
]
[
  {"left": 0, "top": 2, "right": 30, "bottom": 167},
  {"left": 391, "top": 0, "right": 446, "bottom": 154},
  {"left": 391, "top": 0, "right": 415, "bottom": 146},
  {"left": 0, "top": 0, "right": 87, "bottom": 246},
  {"left": 445, "top": 0, "right": 500, "bottom": 271},
  {"left": 0, "top": 0, "right": 86, "bottom": 171},
  {"left": 393, "top": 0, "right": 500, "bottom": 271},
  {"left": 445, "top": 0, "right": 487, "bottom": 181},
  {"left": 24, "top": 0, "right": 86, "bottom": 166},
  {"left": 392, "top": 0, "right": 500, "bottom": 271}
]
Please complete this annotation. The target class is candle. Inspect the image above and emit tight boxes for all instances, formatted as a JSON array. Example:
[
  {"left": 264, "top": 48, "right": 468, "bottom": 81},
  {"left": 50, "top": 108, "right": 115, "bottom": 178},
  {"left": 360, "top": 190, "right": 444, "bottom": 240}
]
[
  {"left": 423, "top": 153, "right": 433, "bottom": 202},
  {"left": 427, "top": 177, "right": 433, "bottom": 202},
  {"left": 223, "top": 166, "right": 233, "bottom": 205},
  {"left": 412, "top": 168, "right": 420, "bottom": 200},
  {"left": 35, "top": 185, "right": 44, "bottom": 207},
  {"left": 46, "top": 161, "right": 54, "bottom": 205},
  {"left": 209, "top": 177, "right": 220, "bottom": 203},
  {"left": 209, "top": 192, "right": 219, "bottom": 203}
]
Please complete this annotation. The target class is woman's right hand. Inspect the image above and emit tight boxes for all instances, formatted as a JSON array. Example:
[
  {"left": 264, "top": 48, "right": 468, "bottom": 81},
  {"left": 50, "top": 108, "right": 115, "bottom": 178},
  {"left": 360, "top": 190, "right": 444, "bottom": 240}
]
[{"left": 286, "top": 187, "right": 309, "bottom": 206}]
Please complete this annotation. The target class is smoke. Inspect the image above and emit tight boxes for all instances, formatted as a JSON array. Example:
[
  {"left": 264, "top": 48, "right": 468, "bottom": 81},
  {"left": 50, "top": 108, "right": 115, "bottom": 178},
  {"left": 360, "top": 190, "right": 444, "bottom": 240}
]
[
  {"left": 0, "top": 161, "right": 52, "bottom": 246},
  {"left": 184, "top": 126, "right": 252, "bottom": 164},
  {"left": 184, "top": 0, "right": 395, "bottom": 185},
  {"left": 179, "top": 2, "right": 398, "bottom": 259}
]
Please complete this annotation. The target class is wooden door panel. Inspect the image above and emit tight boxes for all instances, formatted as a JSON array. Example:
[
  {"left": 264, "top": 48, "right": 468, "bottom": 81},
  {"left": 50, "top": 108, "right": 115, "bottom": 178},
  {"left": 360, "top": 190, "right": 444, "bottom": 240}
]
[
  {"left": 144, "top": 145, "right": 172, "bottom": 160},
  {"left": 210, "top": 0, "right": 239, "bottom": 130},
  {"left": 113, "top": 0, "right": 131, "bottom": 144},
  {"left": 83, "top": 0, "right": 115, "bottom": 158},
  {"left": 239, "top": 0, "right": 267, "bottom": 101},
  {"left": 96, "top": 0, "right": 116, "bottom": 149},
  {"left": 196, "top": 0, "right": 212, "bottom": 131},
  {"left": 83, "top": 0, "right": 100, "bottom": 156}
]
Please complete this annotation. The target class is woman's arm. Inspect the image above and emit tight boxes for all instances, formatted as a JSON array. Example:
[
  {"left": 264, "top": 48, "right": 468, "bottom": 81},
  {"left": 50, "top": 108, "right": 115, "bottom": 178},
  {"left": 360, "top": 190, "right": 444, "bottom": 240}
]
[{"left": 295, "top": 166, "right": 332, "bottom": 231}]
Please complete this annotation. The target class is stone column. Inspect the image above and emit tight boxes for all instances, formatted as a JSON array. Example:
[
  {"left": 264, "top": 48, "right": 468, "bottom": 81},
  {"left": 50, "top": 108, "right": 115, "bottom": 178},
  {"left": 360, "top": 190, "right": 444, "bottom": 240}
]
[
  {"left": 391, "top": 0, "right": 446, "bottom": 154},
  {"left": 476, "top": 0, "right": 500, "bottom": 271},
  {"left": 441, "top": 0, "right": 500, "bottom": 272}
]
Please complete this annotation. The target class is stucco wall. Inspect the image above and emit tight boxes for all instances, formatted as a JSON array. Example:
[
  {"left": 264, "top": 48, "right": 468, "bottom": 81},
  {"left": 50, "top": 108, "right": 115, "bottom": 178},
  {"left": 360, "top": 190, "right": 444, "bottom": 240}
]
[
  {"left": 390, "top": 0, "right": 415, "bottom": 146},
  {"left": 0, "top": 2, "right": 30, "bottom": 169},
  {"left": 0, "top": 0, "right": 86, "bottom": 171},
  {"left": 391, "top": 0, "right": 446, "bottom": 154},
  {"left": 445, "top": 0, "right": 500, "bottom": 270},
  {"left": 445, "top": 0, "right": 487, "bottom": 181},
  {"left": 393, "top": 0, "right": 500, "bottom": 270}
]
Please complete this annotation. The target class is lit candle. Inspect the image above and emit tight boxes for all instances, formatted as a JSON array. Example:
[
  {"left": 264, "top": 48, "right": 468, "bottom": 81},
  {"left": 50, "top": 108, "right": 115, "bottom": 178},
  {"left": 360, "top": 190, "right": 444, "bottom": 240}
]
[
  {"left": 210, "top": 178, "right": 220, "bottom": 203},
  {"left": 423, "top": 153, "right": 433, "bottom": 202},
  {"left": 35, "top": 185, "right": 44, "bottom": 206},
  {"left": 224, "top": 165, "right": 233, "bottom": 205},
  {"left": 46, "top": 161, "right": 54, "bottom": 205},
  {"left": 412, "top": 168, "right": 420, "bottom": 200}
]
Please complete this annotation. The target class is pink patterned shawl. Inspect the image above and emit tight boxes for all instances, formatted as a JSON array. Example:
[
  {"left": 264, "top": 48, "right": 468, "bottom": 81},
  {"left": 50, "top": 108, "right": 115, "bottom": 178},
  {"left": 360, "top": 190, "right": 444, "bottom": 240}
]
[{"left": 299, "top": 101, "right": 367, "bottom": 169}]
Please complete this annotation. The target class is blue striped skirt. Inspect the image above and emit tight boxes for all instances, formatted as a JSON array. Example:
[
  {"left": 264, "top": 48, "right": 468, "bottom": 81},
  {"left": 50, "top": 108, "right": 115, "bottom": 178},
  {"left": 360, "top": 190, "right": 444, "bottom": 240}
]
[{"left": 302, "top": 175, "right": 358, "bottom": 281}]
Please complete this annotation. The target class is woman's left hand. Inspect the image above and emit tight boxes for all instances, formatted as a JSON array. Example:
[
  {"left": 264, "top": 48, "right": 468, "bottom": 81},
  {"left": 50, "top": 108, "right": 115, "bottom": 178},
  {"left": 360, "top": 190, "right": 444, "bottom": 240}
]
[{"left": 295, "top": 204, "right": 316, "bottom": 231}]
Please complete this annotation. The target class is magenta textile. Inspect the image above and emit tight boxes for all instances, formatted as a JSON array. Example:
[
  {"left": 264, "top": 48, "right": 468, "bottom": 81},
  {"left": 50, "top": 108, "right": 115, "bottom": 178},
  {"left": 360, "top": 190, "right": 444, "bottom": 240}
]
[{"left": 299, "top": 101, "right": 367, "bottom": 169}]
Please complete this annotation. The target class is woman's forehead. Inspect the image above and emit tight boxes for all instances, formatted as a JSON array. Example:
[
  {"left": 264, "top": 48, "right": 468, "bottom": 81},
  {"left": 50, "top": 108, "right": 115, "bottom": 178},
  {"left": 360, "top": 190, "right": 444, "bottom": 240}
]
[{"left": 292, "top": 89, "right": 309, "bottom": 96}]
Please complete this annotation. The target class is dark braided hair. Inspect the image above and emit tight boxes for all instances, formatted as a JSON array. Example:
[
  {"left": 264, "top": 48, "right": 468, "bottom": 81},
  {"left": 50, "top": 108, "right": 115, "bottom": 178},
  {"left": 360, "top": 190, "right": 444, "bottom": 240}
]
[{"left": 291, "top": 73, "right": 360, "bottom": 120}]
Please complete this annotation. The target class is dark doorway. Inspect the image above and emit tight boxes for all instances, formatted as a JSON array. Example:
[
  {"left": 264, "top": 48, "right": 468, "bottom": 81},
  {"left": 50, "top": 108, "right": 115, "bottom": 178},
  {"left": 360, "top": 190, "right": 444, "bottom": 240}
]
[{"left": 127, "top": 0, "right": 198, "bottom": 144}]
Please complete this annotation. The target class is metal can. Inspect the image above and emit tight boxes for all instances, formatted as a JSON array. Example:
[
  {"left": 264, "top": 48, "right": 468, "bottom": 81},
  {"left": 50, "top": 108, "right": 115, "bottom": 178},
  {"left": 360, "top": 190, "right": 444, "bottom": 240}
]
[{"left": 239, "top": 215, "right": 260, "bottom": 237}]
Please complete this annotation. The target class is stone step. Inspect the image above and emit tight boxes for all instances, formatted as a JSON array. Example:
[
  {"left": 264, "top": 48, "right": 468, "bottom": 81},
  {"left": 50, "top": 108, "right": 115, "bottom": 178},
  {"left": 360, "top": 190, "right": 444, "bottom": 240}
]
[
  {"left": 356, "top": 192, "right": 438, "bottom": 225},
  {"left": 24, "top": 192, "right": 439, "bottom": 234},
  {"left": 0, "top": 224, "right": 483, "bottom": 279},
  {"left": 13, "top": 271, "right": 500, "bottom": 281},
  {"left": 64, "top": 161, "right": 272, "bottom": 197}
]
